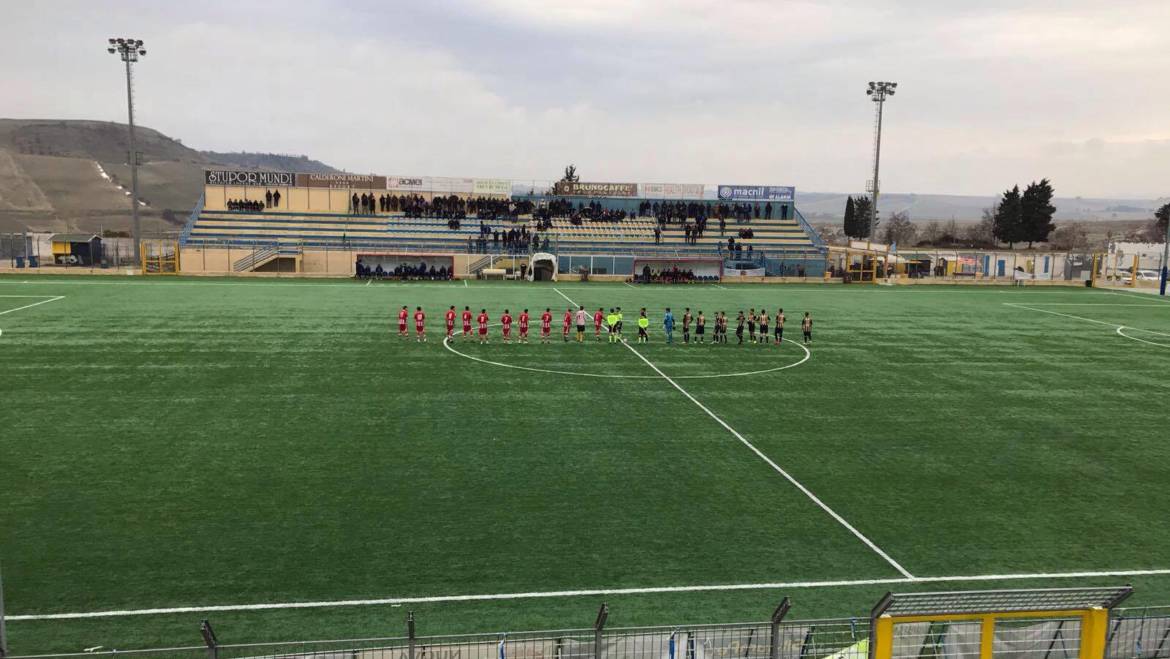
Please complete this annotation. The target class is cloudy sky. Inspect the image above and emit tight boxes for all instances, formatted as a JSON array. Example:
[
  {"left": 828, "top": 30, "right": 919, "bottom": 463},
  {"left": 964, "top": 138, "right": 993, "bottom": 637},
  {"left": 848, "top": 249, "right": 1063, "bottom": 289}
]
[{"left": 5, "top": 0, "right": 1169, "bottom": 198}]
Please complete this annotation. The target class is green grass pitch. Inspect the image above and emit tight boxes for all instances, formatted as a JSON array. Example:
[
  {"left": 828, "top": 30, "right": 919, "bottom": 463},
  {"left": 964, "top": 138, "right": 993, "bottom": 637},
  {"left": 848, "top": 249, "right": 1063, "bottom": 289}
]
[{"left": 1, "top": 275, "right": 1169, "bottom": 653}]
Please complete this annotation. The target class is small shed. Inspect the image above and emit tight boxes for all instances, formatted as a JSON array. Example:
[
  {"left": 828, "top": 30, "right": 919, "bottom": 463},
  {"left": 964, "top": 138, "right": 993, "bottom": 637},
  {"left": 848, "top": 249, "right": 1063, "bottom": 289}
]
[{"left": 51, "top": 234, "right": 103, "bottom": 266}]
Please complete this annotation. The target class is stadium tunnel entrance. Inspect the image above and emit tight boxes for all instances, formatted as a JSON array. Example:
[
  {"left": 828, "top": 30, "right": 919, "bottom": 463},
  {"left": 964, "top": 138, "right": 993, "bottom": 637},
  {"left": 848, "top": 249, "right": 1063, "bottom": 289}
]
[{"left": 530, "top": 253, "right": 557, "bottom": 281}]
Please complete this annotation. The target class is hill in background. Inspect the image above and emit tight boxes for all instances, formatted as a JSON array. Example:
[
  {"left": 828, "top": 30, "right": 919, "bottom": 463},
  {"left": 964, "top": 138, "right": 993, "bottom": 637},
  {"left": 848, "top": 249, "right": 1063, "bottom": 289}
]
[
  {"left": 0, "top": 118, "right": 1162, "bottom": 238},
  {"left": 797, "top": 192, "right": 1164, "bottom": 224},
  {"left": 200, "top": 151, "right": 337, "bottom": 174},
  {"left": 0, "top": 119, "right": 336, "bottom": 235}
]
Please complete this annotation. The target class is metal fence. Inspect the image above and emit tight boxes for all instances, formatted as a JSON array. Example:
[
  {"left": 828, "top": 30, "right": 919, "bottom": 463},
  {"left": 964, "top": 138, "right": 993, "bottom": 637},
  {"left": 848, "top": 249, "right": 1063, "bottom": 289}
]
[
  {"left": 0, "top": 231, "right": 181, "bottom": 271},
  {"left": 7, "top": 605, "right": 1169, "bottom": 659}
]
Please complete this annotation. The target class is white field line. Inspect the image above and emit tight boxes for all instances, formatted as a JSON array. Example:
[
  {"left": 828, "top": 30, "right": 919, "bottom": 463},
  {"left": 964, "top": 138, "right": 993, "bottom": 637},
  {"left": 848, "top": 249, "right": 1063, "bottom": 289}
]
[
  {"left": 552, "top": 287, "right": 578, "bottom": 308},
  {"left": 1102, "top": 289, "right": 1170, "bottom": 303},
  {"left": 555, "top": 285, "right": 912, "bottom": 579},
  {"left": 11, "top": 568, "right": 1170, "bottom": 621},
  {"left": 0, "top": 295, "right": 65, "bottom": 316},
  {"left": 619, "top": 339, "right": 915, "bottom": 579},
  {"left": 442, "top": 319, "right": 811, "bottom": 380},
  {"left": 1004, "top": 302, "right": 1127, "bottom": 329},
  {"left": 1116, "top": 326, "right": 1170, "bottom": 348},
  {"left": 624, "top": 282, "right": 636, "bottom": 288},
  {"left": 1016, "top": 303, "right": 1168, "bottom": 307},
  {"left": 1006, "top": 302, "right": 1170, "bottom": 349}
]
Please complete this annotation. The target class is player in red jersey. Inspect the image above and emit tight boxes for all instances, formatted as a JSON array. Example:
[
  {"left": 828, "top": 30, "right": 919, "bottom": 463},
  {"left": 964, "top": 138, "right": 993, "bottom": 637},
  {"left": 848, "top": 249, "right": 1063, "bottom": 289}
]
[
  {"left": 540, "top": 308, "right": 553, "bottom": 343},
  {"left": 562, "top": 307, "right": 573, "bottom": 342},
  {"left": 461, "top": 306, "right": 473, "bottom": 338},
  {"left": 594, "top": 307, "right": 604, "bottom": 341},
  {"left": 413, "top": 306, "right": 426, "bottom": 342},
  {"left": 445, "top": 305, "right": 457, "bottom": 340},
  {"left": 501, "top": 309, "right": 513, "bottom": 343},
  {"left": 476, "top": 308, "right": 490, "bottom": 344},
  {"left": 518, "top": 309, "right": 530, "bottom": 343},
  {"left": 397, "top": 305, "right": 409, "bottom": 337}
]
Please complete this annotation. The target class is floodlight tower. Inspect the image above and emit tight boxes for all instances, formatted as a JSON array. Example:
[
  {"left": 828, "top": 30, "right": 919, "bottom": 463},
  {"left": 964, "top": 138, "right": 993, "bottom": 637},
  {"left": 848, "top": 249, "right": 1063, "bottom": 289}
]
[
  {"left": 107, "top": 37, "right": 147, "bottom": 262},
  {"left": 866, "top": 81, "right": 896, "bottom": 240}
]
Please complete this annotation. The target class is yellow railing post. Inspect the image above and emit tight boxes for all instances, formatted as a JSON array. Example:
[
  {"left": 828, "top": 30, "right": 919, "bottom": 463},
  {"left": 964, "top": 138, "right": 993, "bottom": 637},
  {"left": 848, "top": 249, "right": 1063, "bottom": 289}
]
[
  {"left": 1079, "top": 608, "right": 1109, "bottom": 659},
  {"left": 979, "top": 615, "right": 996, "bottom": 659},
  {"left": 871, "top": 616, "right": 894, "bottom": 659}
]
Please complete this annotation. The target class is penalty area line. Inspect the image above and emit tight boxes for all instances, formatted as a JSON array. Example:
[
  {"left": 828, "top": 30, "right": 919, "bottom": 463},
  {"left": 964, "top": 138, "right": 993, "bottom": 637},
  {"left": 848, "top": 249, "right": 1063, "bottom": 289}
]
[{"left": 11, "top": 568, "right": 1170, "bottom": 621}]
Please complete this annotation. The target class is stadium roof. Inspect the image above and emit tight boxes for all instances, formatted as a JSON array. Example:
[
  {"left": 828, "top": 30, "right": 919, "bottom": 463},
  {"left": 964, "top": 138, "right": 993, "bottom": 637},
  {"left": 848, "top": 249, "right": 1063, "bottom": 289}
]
[
  {"left": 871, "top": 587, "right": 1133, "bottom": 618},
  {"left": 51, "top": 233, "right": 101, "bottom": 243}
]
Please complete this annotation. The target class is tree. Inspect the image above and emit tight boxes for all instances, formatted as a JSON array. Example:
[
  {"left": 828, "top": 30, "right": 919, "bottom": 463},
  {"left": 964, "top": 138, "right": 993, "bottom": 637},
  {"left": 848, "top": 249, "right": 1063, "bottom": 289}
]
[
  {"left": 843, "top": 196, "right": 857, "bottom": 238},
  {"left": 560, "top": 165, "right": 579, "bottom": 183},
  {"left": 850, "top": 196, "right": 873, "bottom": 239},
  {"left": 1050, "top": 222, "right": 1089, "bottom": 251},
  {"left": 920, "top": 220, "right": 942, "bottom": 245},
  {"left": 881, "top": 211, "right": 916, "bottom": 247},
  {"left": 964, "top": 207, "right": 997, "bottom": 247},
  {"left": 1020, "top": 178, "right": 1056, "bottom": 247},
  {"left": 1153, "top": 202, "right": 1170, "bottom": 240},
  {"left": 942, "top": 219, "right": 960, "bottom": 244},
  {"left": 993, "top": 185, "right": 1025, "bottom": 248}
]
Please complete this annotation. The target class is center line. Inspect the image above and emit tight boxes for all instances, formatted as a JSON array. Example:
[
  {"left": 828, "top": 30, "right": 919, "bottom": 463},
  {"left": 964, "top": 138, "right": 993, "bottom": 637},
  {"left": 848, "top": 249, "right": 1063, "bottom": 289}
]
[{"left": 553, "top": 286, "right": 914, "bottom": 579}]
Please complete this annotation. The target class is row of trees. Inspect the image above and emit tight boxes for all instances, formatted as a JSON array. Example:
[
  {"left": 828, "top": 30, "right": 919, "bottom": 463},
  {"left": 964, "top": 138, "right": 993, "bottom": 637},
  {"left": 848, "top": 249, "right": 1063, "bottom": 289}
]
[
  {"left": 991, "top": 179, "right": 1056, "bottom": 248},
  {"left": 842, "top": 195, "right": 874, "bottom": 239},
  {"left": 841, "top": 179, "right": 1061, "bottom": 248}
]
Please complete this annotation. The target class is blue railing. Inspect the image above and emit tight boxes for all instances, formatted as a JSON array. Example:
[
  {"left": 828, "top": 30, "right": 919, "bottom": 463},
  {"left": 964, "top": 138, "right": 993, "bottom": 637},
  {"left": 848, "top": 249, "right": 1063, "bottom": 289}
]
[
  {"left": 793, "top": 206, "right": 827, "bottom": 250},
  {"left": 179, "top": 193, "right": 204, "bottom": 246}
]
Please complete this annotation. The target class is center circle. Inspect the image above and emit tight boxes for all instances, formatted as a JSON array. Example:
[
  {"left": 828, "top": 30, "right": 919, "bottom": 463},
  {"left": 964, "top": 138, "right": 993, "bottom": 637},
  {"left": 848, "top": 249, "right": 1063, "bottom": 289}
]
[{"left": 442, "top": 326, "right": 811, "bottom": 379}]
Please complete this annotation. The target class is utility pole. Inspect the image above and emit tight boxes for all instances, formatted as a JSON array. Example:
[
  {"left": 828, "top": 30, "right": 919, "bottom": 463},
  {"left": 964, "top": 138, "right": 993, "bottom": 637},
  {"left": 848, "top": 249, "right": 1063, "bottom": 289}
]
[
  {"left": 107, "top": 37, "right": 147, "bottom": 262},
  {"left": 866, "top": 81, "right": 897, "bottom": 240},
  {"left": 1161, "top": 211, "right": 1169, "bottom": 296}
]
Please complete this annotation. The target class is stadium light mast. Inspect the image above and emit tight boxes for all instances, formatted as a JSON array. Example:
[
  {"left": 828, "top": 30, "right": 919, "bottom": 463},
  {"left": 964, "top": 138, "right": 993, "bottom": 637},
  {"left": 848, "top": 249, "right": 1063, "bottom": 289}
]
[
  {"left": 107, "top": 37, "right": 147, "bottom": 262},
  {"left": 866, "top": 81, "right": 896, "bottom": 240}
]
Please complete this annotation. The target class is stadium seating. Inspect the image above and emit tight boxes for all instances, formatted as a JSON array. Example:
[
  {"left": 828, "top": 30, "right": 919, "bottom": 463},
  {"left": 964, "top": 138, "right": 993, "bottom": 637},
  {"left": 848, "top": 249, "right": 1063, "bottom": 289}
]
[{"left": 182, "top": 205, "right": 824, "bottom": 260}]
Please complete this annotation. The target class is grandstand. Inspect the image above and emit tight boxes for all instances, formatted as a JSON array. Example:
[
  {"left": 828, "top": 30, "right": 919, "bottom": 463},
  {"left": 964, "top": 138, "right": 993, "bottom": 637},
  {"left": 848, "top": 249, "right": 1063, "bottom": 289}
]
[{"left": 181, "top": 170, "right": 826, "bottom": 277}]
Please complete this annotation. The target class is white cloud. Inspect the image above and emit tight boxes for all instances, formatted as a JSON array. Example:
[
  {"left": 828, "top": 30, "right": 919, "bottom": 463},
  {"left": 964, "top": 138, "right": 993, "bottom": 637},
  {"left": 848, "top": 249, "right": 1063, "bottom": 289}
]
[{"left": 2, "top": 0, "right": 1169, "bottom": 197}]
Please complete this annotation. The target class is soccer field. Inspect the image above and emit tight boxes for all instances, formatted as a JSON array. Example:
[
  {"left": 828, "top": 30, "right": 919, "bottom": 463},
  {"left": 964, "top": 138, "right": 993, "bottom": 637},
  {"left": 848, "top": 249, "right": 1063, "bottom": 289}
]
[{"left": 2, "top": 275, "right": 1169, "bottom": 653}]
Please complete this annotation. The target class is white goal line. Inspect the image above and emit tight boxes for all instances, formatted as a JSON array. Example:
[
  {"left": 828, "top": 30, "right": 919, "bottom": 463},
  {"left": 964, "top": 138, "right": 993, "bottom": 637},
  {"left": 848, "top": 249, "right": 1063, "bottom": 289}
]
[{"left": 10, "top": 568, "right": 1170, "bottom": 621}]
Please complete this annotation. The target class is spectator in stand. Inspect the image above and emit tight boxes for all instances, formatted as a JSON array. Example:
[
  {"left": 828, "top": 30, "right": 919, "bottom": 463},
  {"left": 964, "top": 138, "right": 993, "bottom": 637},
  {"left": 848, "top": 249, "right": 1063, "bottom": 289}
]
[
  {"left": 265, "top": 190, "right": 273, "bottom": 208},
  {"left": 273, "top": 190, "right": 281, "bottom": 208}
]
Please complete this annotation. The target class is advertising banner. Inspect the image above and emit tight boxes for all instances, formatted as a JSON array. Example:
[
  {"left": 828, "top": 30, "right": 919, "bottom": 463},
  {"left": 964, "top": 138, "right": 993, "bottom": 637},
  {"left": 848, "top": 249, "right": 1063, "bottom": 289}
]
[
  {"left": 640, "top": 183, "right": 705, "bottom": 199},
  {"left": 205, "top": 169, "right": 295, "bottom": 186},
  {"left": 430, "top": 177, "right": 475, "bottom": 194},
  {"left": 296, "top": 173, "right": 387, "bottom": 189},
  {"left": 386, "top": 176, "right": 430, "bottom": 192},
  {"left": 716, "top": 185, "right": 795, "bottom": 202},
  {"left": 553, "top": 181, "right": 638, "bottom": 197},
  {"left": 473, "top": 178, "right": 513, "bottom": 197}
]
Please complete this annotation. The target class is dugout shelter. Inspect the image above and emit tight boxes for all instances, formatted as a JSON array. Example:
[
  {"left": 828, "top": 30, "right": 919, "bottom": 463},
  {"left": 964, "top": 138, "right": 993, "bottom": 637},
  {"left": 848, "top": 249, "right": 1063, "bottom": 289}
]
[{"left": 50, "top": 234, "right": 102, "bottom": 266}]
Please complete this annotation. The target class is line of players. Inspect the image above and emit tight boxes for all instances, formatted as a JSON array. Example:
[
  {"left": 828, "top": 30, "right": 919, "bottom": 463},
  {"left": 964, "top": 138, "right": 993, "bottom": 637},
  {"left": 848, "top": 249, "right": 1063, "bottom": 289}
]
[{"left": 397, "top": 305, "right": 813, "bottom": 345}]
